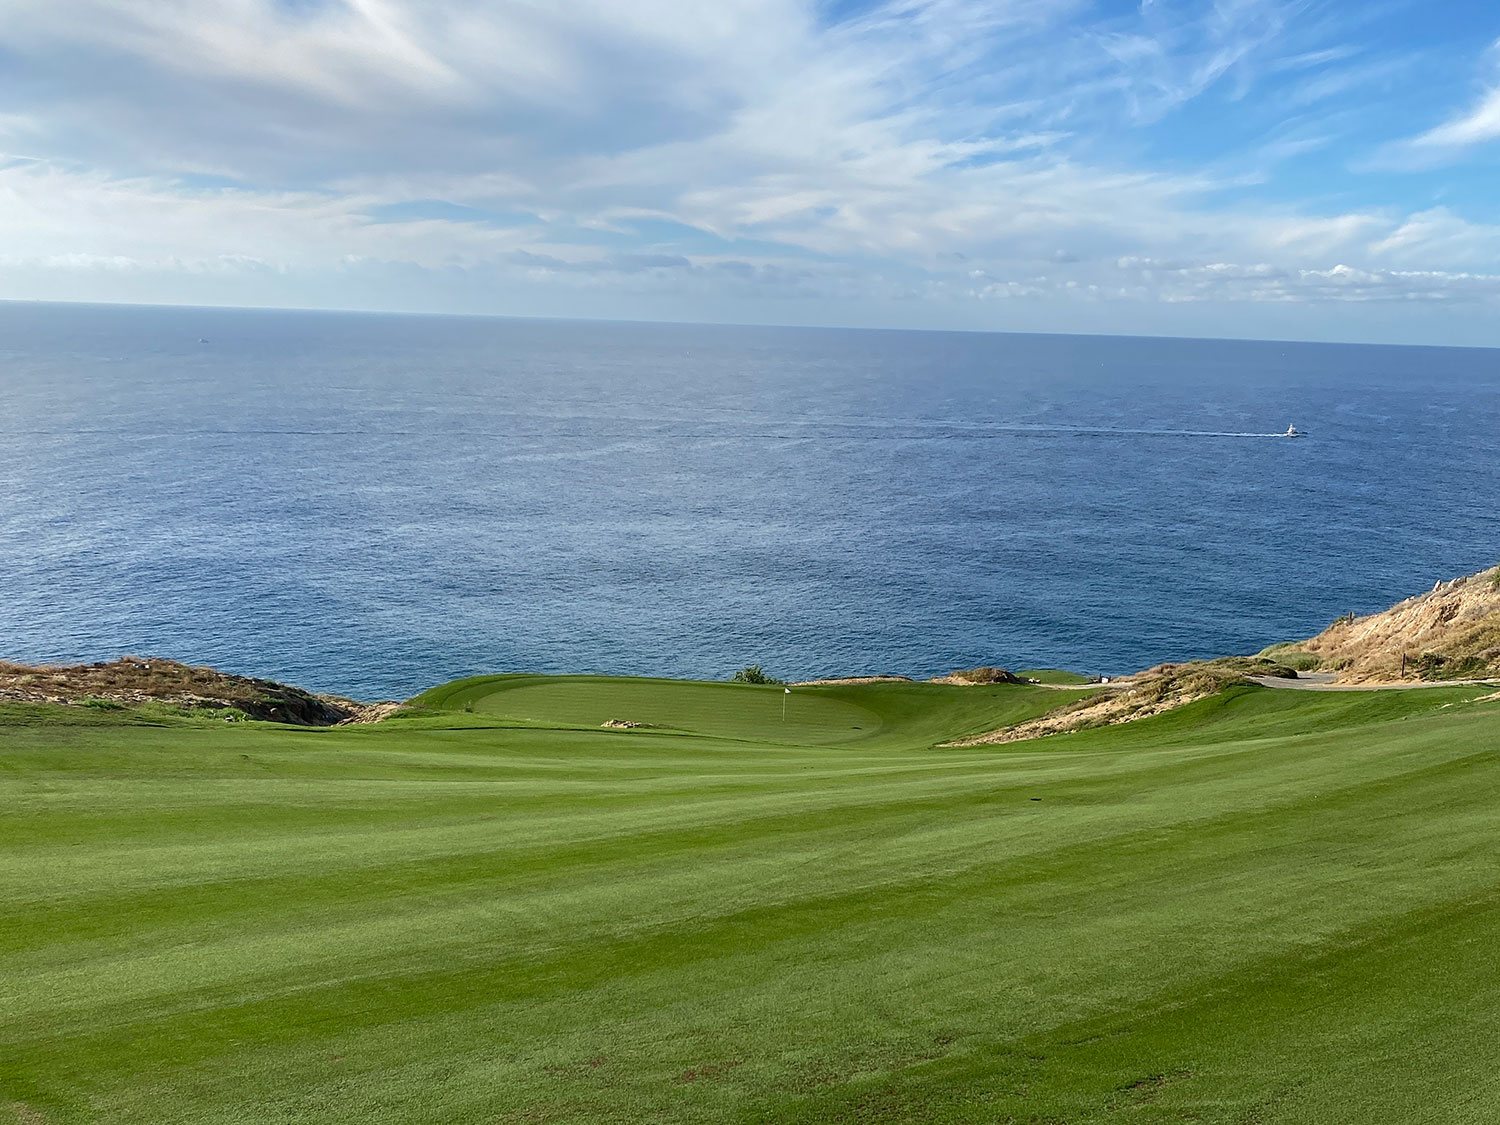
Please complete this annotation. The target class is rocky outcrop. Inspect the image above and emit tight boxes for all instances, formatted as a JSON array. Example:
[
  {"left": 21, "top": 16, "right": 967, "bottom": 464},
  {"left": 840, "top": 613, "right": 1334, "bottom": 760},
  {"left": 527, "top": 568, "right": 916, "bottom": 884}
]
[
  {"left": 0, "top": 657, "right": 368, "bottom": 724},
  {"left": 930, "top": 667, "right": 1023, "bottom": 685}
]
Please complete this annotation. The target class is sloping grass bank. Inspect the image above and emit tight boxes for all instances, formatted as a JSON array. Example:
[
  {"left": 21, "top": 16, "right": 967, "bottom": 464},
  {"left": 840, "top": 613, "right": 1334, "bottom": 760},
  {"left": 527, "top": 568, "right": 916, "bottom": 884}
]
[{"left": 4, "top": 676, "right": 1499, "bottom": 1123}]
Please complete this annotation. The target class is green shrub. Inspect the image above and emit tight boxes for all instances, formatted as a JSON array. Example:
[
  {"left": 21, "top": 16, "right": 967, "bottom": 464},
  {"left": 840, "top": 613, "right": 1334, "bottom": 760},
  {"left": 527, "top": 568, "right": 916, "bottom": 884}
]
[
  {"left": 731, "top": 665, "right": 784, "bottom": 686},
  {"left": 1413, "top": 652, "right": 1447, "bottom": 679}
]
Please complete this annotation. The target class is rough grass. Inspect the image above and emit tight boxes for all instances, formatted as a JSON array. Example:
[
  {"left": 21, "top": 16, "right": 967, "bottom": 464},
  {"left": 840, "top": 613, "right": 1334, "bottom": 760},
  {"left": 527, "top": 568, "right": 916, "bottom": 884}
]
[
  {"left": 1298, "top": 566, "right": 1500, "bottom": 682},
  {"left": 1254, "top": 644, "right": 1323, "bottom": 671},
  {"left": 5, "top": 674, "right": 1500, "bottom": 1123},
  {"left": 1016, "top": 667, "right": 1096, "bottom": 685},
  {"left": 947, "top": 659, "right": 1297, "bottom": 745},
  {"left": 1202, "top": 655, "right": 1299, "bottom": 678}
]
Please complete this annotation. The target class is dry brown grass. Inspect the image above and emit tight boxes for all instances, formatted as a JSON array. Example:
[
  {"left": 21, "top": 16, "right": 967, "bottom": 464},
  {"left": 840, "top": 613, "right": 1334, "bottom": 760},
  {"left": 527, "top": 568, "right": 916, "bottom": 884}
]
[
  {"left": 789, "top": 676, "right": 914, "bottom": 686},
  {"left": 0, "top": 657, "right": 368, "bottom": 724},
  {"left": 1300, "top": 566, "right": 1500, "bottom": 683},
  {"left": 945, "top": 662, "right": 1248, "bottom": 746}
]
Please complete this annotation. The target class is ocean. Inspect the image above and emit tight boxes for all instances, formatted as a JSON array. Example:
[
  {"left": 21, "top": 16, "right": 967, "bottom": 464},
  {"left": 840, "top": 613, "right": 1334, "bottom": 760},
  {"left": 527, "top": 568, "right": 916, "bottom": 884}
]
[{"left": 2, "top": 300, "right": 1498, "bottom": 699}]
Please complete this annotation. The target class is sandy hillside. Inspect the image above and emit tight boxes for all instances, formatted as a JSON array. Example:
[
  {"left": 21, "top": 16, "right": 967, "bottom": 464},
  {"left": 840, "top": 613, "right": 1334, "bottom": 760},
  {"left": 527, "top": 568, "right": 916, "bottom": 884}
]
[{"left": 1298, "top": 566, "right": 1500, "bottom": 683}]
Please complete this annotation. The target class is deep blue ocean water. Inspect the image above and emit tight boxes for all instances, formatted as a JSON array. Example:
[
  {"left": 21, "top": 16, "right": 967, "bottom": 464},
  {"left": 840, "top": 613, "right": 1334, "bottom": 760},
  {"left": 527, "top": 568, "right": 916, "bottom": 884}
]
[{"left": 2, "top": 301, "right": 1499, "bottom": 699}]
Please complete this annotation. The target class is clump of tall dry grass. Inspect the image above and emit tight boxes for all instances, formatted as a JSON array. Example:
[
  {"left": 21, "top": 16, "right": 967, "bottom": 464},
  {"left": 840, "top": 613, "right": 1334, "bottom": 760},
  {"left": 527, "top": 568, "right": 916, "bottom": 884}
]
[{"left": 1300, "top": 566, "right": 1500, "bottom": 682}]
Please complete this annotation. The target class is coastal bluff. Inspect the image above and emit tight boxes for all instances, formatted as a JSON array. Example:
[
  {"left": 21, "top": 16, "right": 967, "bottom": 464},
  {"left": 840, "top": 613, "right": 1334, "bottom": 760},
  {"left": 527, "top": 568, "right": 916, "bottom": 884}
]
[{"left": 0, "top": 657, "right": 377, "bottom": 724}]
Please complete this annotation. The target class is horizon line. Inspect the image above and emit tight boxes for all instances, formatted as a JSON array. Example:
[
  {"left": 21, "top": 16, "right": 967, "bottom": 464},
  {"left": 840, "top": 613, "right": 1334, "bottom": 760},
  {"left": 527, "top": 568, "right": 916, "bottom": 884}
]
[{"left": 6, "top": 296, "right": 1500, "bottom": 356}]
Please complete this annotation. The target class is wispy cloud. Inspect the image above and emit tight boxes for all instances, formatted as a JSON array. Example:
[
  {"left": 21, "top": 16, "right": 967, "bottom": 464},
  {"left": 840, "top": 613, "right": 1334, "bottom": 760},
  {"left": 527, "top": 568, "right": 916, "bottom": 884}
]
[
  {"left": 1371, "top": 38, "right": 1500, "bottom": 167},
  {"left": 1411, "top": 88, "right": 1500, "bottom": 151},
  {"left": 1, "top": 0, "right": 1499, "bottom": 339}
]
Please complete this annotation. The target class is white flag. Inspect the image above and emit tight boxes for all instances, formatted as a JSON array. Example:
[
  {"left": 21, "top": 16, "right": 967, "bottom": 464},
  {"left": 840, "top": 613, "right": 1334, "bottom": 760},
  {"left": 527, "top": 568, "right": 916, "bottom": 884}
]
[{"left": 784, "top": 687, "right": 791, "bottom": 694}]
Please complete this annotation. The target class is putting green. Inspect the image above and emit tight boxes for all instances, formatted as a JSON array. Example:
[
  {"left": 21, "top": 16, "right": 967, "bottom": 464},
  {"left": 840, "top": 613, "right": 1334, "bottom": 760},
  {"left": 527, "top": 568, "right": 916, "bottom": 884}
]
[{"left": 456, "top": 676, "right": 880, "bottom": 744}]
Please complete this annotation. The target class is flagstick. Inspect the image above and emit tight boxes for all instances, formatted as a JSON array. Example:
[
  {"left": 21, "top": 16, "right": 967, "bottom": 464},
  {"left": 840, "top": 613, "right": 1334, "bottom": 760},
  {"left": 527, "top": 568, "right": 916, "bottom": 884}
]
[{"left": 782, "top": 688, "right": 788, "bottom": 722}]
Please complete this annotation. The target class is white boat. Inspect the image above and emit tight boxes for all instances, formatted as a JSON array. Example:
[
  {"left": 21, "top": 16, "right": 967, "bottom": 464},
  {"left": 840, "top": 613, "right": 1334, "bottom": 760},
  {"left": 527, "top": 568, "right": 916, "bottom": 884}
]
[{"left": 1284, "top": 424, "right": 1302, "bottom": 438}]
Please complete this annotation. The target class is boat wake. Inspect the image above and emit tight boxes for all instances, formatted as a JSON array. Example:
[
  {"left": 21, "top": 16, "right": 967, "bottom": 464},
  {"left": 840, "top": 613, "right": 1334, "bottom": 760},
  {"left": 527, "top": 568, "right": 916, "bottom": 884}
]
[{"left": 974, "top": 424, "right": 1304, "bottom": 439}]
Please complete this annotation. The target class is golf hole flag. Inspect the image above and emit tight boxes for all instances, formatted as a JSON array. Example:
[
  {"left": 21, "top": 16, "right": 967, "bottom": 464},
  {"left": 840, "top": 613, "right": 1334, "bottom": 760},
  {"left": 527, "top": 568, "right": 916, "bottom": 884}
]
[{"left": 782, "top": 686, "right": 790, "bottom": 721}]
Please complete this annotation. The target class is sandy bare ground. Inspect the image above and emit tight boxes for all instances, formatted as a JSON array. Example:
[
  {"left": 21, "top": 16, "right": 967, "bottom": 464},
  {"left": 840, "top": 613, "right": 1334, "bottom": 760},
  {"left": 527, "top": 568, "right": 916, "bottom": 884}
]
[
  {"left": 1249, "top": 673, "right": 1500, "bottom": 691},
  {"left": 789, "top": 676, "right": 913, "bottom": 686}
]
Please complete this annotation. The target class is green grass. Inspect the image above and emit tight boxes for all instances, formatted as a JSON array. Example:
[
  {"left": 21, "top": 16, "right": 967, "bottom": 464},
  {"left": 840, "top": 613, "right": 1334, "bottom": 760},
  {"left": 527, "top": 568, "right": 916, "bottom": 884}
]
[
  {"left": 1017, "top": 667, "right": 1095, "bottom": 685},
  {"left": 5, "top": 674, "right": 1500, "bottom": 1123}
]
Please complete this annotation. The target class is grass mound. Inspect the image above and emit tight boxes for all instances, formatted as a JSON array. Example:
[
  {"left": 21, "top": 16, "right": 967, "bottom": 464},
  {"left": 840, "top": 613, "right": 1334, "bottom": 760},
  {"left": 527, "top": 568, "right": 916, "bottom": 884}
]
[
  {"left": 946, "top": 656, "right": 1302, "bottom": 746},
  {"left": 1203, "top": 655, "right": 1299, "bottom": 678},
  {"left": 1255, "top": 643, "right": 1323, "bottom": 671},
  {"left": 930, "top": 666, "right": 1022, "bottom": 685},
  {"left": 948, "top": 660, "right": 1254, "bottom": 745}
]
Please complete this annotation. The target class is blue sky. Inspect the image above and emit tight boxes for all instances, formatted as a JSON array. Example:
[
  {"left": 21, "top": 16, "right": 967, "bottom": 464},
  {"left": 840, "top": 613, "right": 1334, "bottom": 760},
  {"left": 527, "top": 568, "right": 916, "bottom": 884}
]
[{"left": 3, "top": 0, "right": 1500, "bottom": 343}]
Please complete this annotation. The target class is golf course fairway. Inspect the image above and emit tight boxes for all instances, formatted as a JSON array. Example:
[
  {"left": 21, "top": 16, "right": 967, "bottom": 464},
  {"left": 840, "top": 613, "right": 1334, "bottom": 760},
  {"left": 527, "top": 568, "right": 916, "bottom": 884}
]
[{"left": 6, "top": 673, "right": 1500, "bottom": 1123}]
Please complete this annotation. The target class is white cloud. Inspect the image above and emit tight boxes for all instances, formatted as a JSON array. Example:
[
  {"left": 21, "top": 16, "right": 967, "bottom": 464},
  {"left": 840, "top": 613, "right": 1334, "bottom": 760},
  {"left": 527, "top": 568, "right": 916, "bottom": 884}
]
[
  {"left": 1366, "top": 208, "right": 1500, "bottom": 267},
  {"left": 1375, "top": 38, "right": 1500, "bottom": 165},
  {"left": 0, "top": 157, "right": 542, "bottom": 271},
  {"left": 1104, "top": 256, "right": 1500, "bottom": 304},
  {"left": 0, "top": 0, "right": 1497, "bottom": 334},
  {"left": 1411, "top": 88, "right": 1500, "bottom": 150}
]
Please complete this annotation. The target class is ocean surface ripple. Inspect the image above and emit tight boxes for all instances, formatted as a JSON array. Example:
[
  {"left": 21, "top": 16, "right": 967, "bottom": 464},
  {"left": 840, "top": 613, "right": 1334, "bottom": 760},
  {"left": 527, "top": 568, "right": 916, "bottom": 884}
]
[{"left": 2, "top": 302, "right": 1497, "bottom": 698}]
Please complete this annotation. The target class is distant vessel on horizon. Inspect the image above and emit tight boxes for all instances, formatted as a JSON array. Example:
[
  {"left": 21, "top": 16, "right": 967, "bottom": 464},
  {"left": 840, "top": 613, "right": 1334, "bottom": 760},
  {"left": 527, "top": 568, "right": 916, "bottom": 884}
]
[{"left": 1284, "top": 424, "right": 1302, "bottom": 438}]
